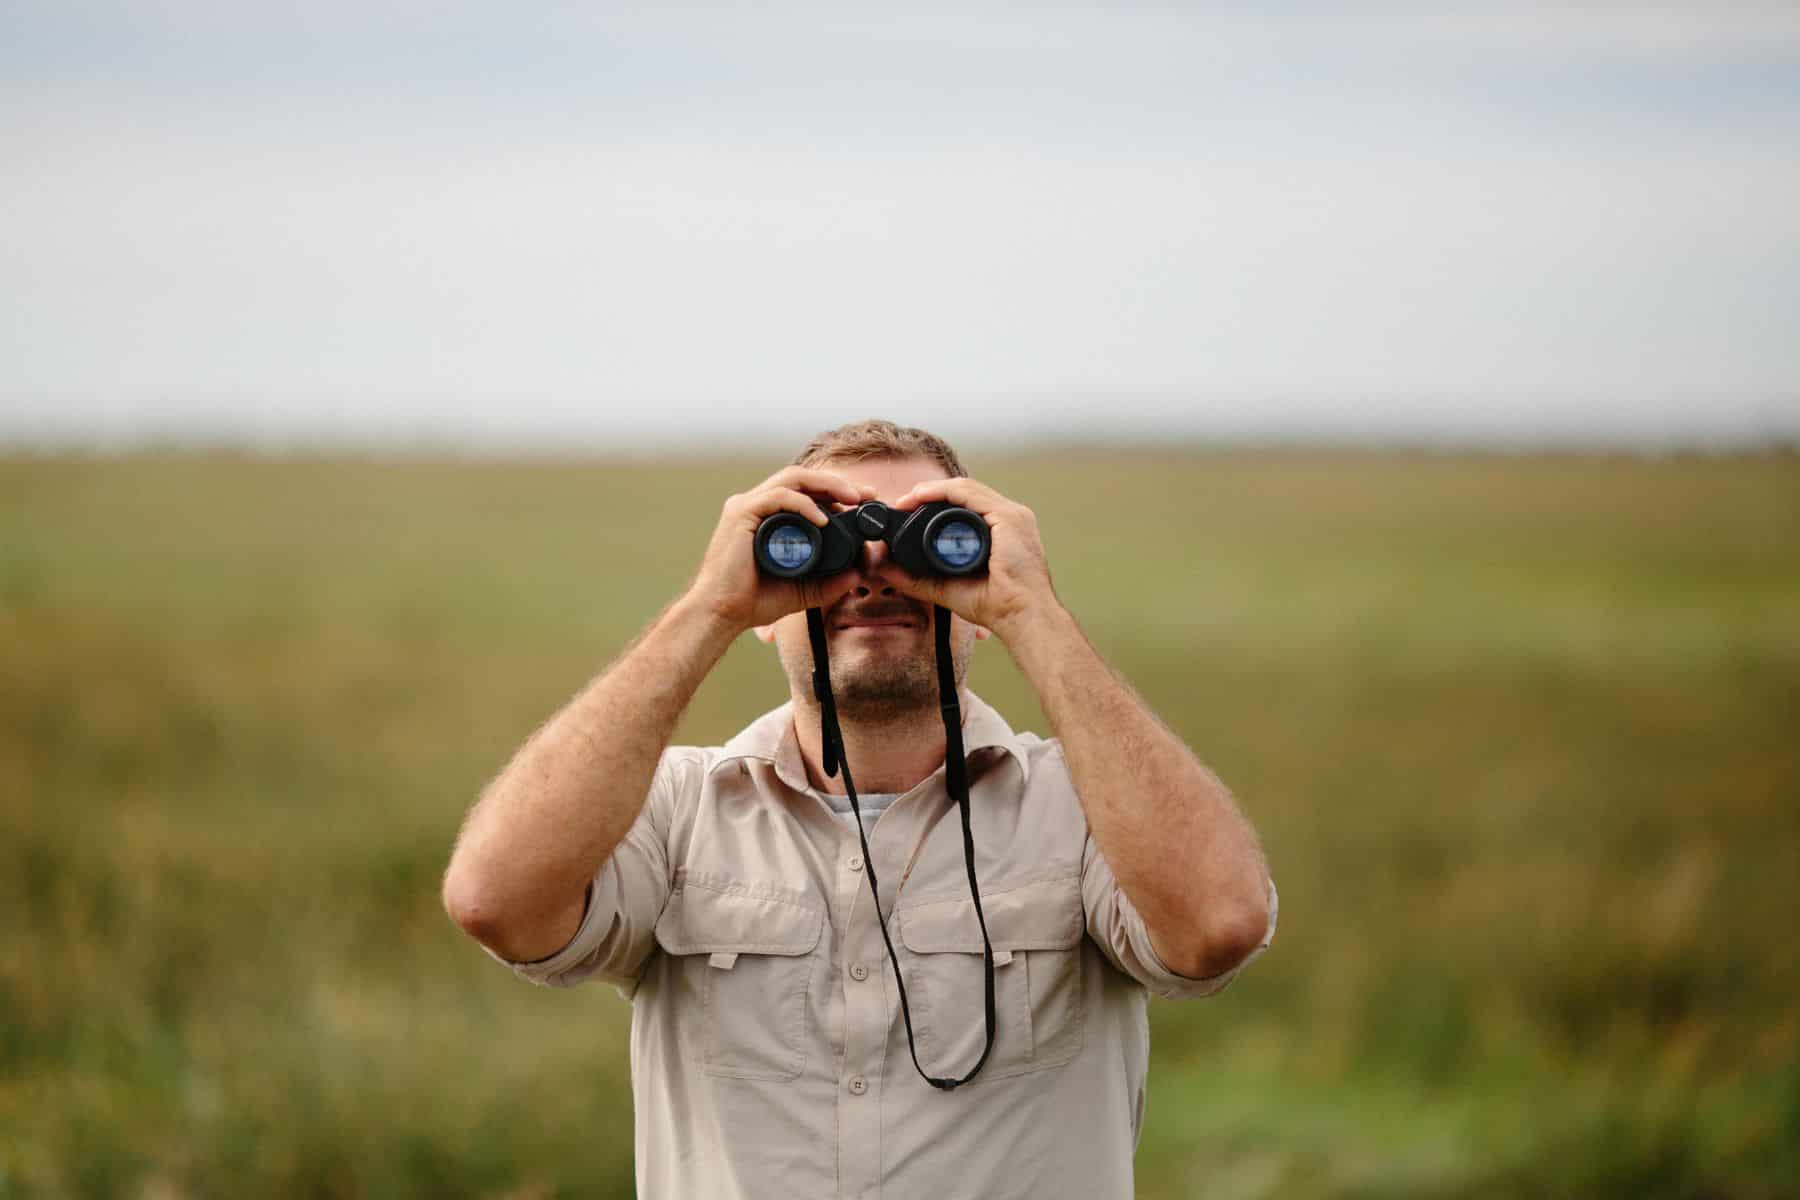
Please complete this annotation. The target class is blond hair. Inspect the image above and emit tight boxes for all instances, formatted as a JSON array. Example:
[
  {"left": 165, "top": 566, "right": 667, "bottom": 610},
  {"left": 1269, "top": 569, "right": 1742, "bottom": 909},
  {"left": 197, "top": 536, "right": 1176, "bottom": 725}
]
[{"left": 791, "top": 418, "right": 967, "bottom": 478}]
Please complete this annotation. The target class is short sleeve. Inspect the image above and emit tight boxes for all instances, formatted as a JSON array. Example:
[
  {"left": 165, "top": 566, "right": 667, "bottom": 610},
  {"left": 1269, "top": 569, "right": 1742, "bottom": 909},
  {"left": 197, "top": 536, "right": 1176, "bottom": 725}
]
[
  {"left": 1080, "top": 832, "right": 1278, "bottom": 1001},
  {"left": 487, "top": 747, "right": 704, "bottom": 990}
]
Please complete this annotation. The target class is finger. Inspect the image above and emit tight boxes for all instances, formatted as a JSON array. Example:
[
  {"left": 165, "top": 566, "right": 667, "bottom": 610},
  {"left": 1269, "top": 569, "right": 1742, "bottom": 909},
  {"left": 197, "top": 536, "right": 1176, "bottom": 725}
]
[
  {"left": 762, "top": 465, "right": 868, "bottom": 506},
  {"left": 797, "top": 571, "right": 861, "bottom": 612},
  {"left": 882, "top": 562, "right": 968, "bottom": 612},
  {"left": 744, "top": 486, "right": 829, "bottom": 526},
  {"left": 893, "top": 476, "right": 1007, "bottom": 514}
]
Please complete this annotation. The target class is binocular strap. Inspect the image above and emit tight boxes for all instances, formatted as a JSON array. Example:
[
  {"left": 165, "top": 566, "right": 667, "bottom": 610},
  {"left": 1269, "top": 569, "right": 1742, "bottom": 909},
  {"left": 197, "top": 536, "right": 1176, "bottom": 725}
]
[{"left": 805, "top": 605, "right": 997, "bottom": 1091}]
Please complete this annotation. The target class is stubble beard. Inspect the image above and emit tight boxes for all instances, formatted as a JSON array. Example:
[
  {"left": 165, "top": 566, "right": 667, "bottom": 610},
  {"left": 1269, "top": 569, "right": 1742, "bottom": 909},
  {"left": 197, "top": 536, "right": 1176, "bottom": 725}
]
[
  {"left": 781, "top": 622, "right": 974, "bottom": 727},
  {"left": 831, "top": 648, "right": 940, "bottom": 725}
]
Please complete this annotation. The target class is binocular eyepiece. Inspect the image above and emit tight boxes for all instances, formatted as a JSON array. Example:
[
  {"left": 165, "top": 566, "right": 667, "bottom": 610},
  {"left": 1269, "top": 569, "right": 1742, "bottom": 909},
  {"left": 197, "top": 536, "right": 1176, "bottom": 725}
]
[{"left": 755, "top": 500, "right": 990, "bottom": 580}]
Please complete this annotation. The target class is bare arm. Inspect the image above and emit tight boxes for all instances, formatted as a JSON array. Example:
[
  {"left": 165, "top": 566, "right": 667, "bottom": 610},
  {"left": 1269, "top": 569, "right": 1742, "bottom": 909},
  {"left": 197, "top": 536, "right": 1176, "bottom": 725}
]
[
  {"left": 441, "top": 597, "right": 738, "bottom": 962},
  {"left": 442, "top": 466, "right": 874, "bottom": 963},
  {"left": 1005, "top": 605, "right": 1270, "bottom": 979},
  {"left": 888, "top": 476, "right": 1272, "bottom": 980}
]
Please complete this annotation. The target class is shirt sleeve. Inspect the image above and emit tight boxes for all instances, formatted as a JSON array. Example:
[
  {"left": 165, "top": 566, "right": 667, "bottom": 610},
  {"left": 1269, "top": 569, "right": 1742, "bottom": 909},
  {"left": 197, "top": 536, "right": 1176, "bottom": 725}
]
[
  {"left": 485, "top": 746, "right": 704, "bottom": 991},
  {"left": 1080, "top": 831, "right": 1278, "bottom": 1001}
]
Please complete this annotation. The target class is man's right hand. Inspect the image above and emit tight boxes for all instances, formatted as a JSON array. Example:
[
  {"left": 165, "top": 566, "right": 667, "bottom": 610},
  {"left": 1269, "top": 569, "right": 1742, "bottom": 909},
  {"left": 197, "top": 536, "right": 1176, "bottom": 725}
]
[{"left": 685, "top": 465, "right": 876, "bottom": 633}]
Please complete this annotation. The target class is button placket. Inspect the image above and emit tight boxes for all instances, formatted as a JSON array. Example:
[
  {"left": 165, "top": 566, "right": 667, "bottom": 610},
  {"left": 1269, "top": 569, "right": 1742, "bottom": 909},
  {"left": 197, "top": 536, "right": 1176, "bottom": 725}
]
[
  {"left": 838, "top": 826, "right": 903, "bottom": 1200},
  {"left": 836, "top": 780, "right": 947, "bottom": 1199}
]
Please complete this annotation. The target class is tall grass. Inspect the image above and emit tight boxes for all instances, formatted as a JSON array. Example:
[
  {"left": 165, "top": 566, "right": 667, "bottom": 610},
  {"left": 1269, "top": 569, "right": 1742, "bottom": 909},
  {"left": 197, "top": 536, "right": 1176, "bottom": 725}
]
[{"left": 3, "top": 450, "right": 1796, "bottom": 1197}]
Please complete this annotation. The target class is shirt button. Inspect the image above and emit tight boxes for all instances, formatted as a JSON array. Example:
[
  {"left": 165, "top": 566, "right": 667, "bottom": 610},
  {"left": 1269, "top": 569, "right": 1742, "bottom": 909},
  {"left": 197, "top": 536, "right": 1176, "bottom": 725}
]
[
  {"left": 849, "top": 1076, "right": 868, "bottom": 1095},
  {"left": 846, "top": 854, "right": 865, "bottom": 872},
  {"left": 849, "top": 962, "right": 869, "bottom": 981}
]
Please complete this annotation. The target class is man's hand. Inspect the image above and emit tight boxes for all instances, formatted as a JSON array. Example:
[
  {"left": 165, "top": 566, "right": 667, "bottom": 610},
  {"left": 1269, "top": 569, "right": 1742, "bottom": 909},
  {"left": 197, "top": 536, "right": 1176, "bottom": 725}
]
[
  {"left": 687, "top": 465, "right": 876, "bottom": 633},
  {"left": 887, "top": 477, "right": 1058, "bottom": 642}
]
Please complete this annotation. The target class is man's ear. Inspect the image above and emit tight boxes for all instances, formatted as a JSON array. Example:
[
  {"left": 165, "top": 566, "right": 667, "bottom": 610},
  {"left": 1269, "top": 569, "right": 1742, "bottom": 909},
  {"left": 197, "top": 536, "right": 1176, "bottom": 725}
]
[{"left": 753, "top": 622, "right": 778, "bottom": 644}]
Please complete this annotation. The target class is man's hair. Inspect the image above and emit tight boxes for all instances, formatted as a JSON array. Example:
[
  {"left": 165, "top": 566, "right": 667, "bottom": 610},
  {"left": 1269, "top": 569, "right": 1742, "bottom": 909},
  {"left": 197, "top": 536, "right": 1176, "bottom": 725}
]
[{"left": 791, "top": 418, "right": 967, "bottom": 478}]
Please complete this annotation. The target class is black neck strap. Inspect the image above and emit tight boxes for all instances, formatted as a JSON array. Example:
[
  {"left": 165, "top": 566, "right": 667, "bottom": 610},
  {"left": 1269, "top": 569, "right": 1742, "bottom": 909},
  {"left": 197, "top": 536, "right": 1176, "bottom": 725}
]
[{"left": 805, "top": 604, "right": 996, "bottom": 1091}]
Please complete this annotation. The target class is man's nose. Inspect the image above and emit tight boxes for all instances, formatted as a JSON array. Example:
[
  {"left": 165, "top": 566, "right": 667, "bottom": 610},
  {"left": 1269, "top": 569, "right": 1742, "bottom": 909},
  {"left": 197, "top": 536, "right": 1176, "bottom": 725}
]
[{"left": 852, "top": 540, "right": 898, "bottom": 598}]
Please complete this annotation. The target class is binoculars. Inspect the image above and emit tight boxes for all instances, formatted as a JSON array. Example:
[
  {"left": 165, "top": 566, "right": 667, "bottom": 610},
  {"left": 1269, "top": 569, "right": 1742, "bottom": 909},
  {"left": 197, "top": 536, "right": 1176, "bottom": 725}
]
[{"left": 755, "top": 500, "right": 990, "bottom": 580}]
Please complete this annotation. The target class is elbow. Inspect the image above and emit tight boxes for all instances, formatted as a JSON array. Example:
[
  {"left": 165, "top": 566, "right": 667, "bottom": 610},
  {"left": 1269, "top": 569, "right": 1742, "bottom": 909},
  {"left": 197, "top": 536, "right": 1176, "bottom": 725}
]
[
  {"left": 443, "top": 867, "right": 537, "bottom": 959},
  {"left": 441, "top": 859, "right": 495, "bottom": 940},
  {"left": 441, "top": 844, "right": 521, "bottom": 947},
  {"left": 443, "top": 793, "right": 527, "bottom": 945},
  {"left": 1170, "top": 881, "right": 1272, "bottom": 980},
  {"left": 442, "top": 850, "right": 585, "bottom": 964}
]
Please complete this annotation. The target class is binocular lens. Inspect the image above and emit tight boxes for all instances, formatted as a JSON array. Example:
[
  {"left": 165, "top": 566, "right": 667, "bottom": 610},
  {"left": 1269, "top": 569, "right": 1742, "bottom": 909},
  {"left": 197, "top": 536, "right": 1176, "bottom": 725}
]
[
  {"left": 932, "top": 519, "right": 986, "bottom": 570},
  {"left": 765, "top": 524, "right": 816, "bottom": 572}
]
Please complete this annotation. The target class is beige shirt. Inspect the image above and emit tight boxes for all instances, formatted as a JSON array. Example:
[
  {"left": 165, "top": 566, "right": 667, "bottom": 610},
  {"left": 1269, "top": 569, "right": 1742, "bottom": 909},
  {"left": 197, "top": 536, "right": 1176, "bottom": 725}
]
[{"left": 496, "top": 693, "right": 1277, "bottom": 1199}]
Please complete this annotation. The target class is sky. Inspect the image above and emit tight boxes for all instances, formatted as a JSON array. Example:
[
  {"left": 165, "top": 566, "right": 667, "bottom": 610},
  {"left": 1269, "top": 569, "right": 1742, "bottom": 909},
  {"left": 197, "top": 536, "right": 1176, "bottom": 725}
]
[{"left": 3, "top": 2, "right": 1798, "bottom": 451}]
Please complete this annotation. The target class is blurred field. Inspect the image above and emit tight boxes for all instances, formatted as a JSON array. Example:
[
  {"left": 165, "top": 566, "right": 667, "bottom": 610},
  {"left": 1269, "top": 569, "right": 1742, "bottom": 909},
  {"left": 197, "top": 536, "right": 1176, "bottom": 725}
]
[{"left": 2, "top": 448, "right": 1797, "bottom": 1199}]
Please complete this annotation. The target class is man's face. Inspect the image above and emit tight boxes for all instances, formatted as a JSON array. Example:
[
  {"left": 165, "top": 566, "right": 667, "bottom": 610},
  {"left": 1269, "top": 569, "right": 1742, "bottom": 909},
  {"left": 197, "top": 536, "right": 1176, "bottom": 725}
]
[{"left": 755, "top": 455, "right": 983, "bottom": 723}]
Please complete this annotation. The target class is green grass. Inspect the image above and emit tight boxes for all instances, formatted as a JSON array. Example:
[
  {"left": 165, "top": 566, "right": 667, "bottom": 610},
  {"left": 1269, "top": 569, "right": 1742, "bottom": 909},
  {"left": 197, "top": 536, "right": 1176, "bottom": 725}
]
[{"left": 3, "top": 449, "right": 1797, "bottom": 1198}]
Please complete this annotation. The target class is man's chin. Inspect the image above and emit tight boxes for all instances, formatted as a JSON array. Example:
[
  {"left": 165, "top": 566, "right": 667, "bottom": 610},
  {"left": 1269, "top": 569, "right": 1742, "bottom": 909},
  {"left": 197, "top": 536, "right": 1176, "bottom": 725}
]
[{"left": 828, "top": 658, "right": 939, "bottom": 723}]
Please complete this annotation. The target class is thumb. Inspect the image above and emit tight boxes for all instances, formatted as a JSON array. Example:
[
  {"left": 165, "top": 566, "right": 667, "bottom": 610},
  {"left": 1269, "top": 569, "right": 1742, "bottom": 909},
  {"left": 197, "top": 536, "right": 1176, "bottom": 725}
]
[
  {"left": 797, "top": 572, "right": 859, "bottom": 612},
  {"left": 885, "top": 564, "right": 951, "bottom": 608}
]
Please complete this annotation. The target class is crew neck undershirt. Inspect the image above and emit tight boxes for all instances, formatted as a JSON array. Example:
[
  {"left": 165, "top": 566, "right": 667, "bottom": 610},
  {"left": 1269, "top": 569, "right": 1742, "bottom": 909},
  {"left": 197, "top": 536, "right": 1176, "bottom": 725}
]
[{"left": 820, "top": 790, "right": 901, "bottom": 829}]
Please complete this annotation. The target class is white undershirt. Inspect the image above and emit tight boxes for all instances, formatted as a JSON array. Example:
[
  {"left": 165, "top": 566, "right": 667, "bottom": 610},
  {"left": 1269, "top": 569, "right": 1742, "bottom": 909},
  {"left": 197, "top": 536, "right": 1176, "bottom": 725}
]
[{"left": 821, "top": 790, "right": 901, "bottom": 830}]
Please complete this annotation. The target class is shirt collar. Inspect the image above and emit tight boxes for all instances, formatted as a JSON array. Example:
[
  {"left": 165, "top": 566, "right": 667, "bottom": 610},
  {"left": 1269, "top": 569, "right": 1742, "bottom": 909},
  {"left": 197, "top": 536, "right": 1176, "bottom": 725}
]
[{"left": 710, "top": 690, "right": 1031, "bottom": 793}]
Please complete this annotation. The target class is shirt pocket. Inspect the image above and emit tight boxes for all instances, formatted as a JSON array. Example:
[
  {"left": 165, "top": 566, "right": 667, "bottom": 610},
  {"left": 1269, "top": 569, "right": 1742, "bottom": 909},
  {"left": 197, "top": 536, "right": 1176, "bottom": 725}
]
[
  {"left": 895, "top": 875, "right": 1085, "bottom": 1081},
  {"left": 654, "top": 879, "right": 826, "bottom": 1081}
]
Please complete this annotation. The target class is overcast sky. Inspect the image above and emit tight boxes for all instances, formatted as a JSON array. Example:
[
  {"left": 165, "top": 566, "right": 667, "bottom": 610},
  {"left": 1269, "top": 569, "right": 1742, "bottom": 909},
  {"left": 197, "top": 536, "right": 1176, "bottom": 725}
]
[{"left": 3, "top": 2, "right": 1797, "bottom": 450}]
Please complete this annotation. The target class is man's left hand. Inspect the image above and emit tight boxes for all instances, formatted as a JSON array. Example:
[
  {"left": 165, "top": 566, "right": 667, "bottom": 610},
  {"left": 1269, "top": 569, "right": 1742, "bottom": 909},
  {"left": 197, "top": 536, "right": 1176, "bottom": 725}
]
[{"left": 888, "top": 477, "right": 1059, "bottom": 642}]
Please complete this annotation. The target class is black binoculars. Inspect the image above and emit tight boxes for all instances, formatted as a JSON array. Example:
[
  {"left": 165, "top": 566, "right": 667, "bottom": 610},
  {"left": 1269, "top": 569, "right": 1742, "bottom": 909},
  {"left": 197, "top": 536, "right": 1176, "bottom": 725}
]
[{"left": 754, "top": 500, "right": 990, "bottom": 580}]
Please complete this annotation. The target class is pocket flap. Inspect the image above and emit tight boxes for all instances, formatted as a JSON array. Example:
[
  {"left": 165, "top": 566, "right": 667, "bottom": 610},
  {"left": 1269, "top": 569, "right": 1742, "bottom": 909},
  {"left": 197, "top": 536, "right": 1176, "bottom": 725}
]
[
  {"left": 654, "top": 881, "right": 825, "bottom": 957},
  {"left": 898, "top": 876, "right": 1083, "bottom": 955}
]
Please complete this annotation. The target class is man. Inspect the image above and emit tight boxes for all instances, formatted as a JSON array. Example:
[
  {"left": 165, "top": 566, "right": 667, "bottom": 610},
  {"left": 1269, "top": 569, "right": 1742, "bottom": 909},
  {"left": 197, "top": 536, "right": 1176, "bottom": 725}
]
[{"left": 442, "top": 419, "right": 1277, "bottom": 1198}]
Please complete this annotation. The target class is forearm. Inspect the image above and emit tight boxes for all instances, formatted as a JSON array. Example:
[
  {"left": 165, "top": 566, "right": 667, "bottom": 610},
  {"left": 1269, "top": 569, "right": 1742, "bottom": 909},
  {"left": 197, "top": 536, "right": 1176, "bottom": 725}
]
[
  {"left": 443, "top": 592, "right": 738, "bottom": 961},
  {"left": 1002, "top": 604, "right": 1271, "bottom": 978}
]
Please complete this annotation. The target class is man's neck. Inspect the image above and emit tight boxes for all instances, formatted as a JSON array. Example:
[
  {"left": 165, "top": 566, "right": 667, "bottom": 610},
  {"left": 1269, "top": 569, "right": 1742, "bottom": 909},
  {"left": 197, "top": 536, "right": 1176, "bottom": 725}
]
[{"left": 791, "top": 693, "right": 959, "bottom": 796}]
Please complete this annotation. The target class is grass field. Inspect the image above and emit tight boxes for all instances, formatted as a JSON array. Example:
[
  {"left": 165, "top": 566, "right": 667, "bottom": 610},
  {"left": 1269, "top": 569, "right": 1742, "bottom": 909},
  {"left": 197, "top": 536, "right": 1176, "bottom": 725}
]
[{"left": 2, "top": 448, "right": 1797, "bottom": 1198}]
